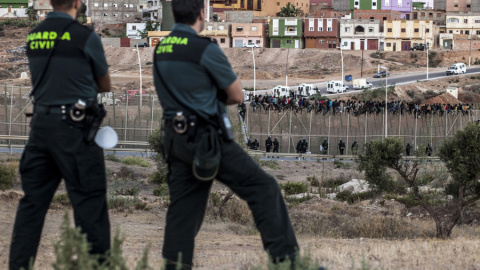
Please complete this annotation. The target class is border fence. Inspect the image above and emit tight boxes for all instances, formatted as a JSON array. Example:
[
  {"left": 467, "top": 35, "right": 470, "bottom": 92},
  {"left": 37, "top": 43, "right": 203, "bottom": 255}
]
[{"left": 1, "top": 84, "right": 479, "bottom": 156}]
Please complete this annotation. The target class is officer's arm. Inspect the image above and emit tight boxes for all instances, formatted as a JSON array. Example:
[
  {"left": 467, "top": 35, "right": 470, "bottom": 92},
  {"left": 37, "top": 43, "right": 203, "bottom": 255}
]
[
  {"left": 96, "top": 73, "right": 111, "bottom": 93},
  {"left": 224, "top": 79, "right": 243, "bottom": 105}
]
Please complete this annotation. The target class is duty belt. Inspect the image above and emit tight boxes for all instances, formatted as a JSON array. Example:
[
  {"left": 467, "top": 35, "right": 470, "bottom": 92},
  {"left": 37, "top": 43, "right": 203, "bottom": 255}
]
[
  {"left": 33, "top": 104, "right": 71, "bottom": 114},
  {"left": 164, "top": 113, "right": 198, "bottom": 142}
]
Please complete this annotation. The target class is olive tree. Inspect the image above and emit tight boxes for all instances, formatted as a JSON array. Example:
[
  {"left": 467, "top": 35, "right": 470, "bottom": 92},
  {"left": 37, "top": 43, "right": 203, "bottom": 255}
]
[{"left": 358, "top": 124, "right": 480, "bottom": 238}]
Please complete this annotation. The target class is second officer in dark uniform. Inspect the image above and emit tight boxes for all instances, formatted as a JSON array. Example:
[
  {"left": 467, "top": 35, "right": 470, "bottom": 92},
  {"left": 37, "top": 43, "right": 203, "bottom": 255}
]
[
  {"left": 273, "top": 137, "right": 279, "bottom": 153},
  {"left": 265, "top": 136, "right": 272, "bottom": 152},
  {"left": 9, "top": 0, "right": 112, "bottom": 268},
  {"left": 153, "top": 2, "right": 298, "bottom": 268}
]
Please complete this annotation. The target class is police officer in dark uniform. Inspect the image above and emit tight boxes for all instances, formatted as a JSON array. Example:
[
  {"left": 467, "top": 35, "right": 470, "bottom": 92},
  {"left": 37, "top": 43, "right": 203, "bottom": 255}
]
[
  {"left": 406, "top": 143, "right": 412, "bottom": 156},
  {"left": 301, "top": 138, "right": 308, "bottom": 153},
  {"left": 247, "top": 137, "right": 252, "bottom": 149},
  {"left": 351, "top": 140, "right": 359, "bottom": 155},
  {"left": 252, "top": 138, "right": 260, "bottom": 150},
  {"left": 296, "top": 139, "right": 302, "bottom": 153},
  {"left": 273, "top": 137, "right": 279, "bottom": 153},
  {"left": 425, "top": 143, "right": 433, "bottom": 156},
  {"left": 238, "top": 101, "right": 246, "bottom": 121},
  {"left": 321, "top": 138, "right": 328, "bottom": 155},
  {"left": 9, "top": 0, "right": 111, "bottom": 268},
  {"left": 339, "top": 139, "right": 346, "bottom": 155},
  {"left": 153, "top": 2, "right": 298, "bottom": 268},
  {"left": 265, "top": 136, "right": 272, "bottom": 152}
]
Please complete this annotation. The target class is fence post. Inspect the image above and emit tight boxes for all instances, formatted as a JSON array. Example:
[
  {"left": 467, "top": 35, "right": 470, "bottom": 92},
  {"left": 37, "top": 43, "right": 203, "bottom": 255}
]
[{"left": 113, "top": 92, "right": 116, "bottom": 128}]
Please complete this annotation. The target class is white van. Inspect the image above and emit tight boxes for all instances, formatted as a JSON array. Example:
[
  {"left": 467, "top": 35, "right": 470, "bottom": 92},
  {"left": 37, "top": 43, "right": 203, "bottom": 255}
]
[
  {"left": 296, "top": 83, "right": 316, "bottom": 97},
  {"left": 326, "top": 81, "right": 349, "bottom": 93},
  {"left": 446, "top": 63, "right": 466, "bottom": 76},
  {"left": 273, "top": 85, "right": 290, "bottom": 97}
]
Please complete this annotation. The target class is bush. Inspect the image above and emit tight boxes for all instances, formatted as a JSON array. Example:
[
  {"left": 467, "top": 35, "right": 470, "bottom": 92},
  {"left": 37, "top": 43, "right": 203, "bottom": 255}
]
[
  {"left": 0, "top": 163, "right": 15, "bottom": 191},
  {"left": 259, "top": 160, "right": 280, "bottom": 170},
  {"left": 105, "top": 153, "right": 121, "bottom": 162},
  {"left": 306, "top": 175, "right": 320, "bottom": 187},
  {"left": 150, "top": 169, "right": 167, "bottom": 185},
  {"left": 122, "top": 157, "right": 150, "bottom": 167},
  {"left": 153, "top": 183, "right": 169, "bottom": 197},
  {"left": 281, "top": 182, "right": 308, "bottom": 195},
  {"left": 333, "top": 160, "right": 351, "bottom": 169},
  {"left": 116, "top": 166, "right": 135, "bottom": 180},
  {"left": 336, "top": 190, "right": 376, "bottom": 204},
  {"left": 52, "top": 193, "right": 71, "bottom": 207}
]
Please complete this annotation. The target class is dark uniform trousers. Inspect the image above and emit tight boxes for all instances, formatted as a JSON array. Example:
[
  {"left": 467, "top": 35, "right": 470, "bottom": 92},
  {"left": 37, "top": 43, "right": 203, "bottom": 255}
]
[
  {"left": 9, "top": 112, "right": 111, "bottom": 270},
  {"left": 163, "top": 126, "right": 298, "bottom": 269}
]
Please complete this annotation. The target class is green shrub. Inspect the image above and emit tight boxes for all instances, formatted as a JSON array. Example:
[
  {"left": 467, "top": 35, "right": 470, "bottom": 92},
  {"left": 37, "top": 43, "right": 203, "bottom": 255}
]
[
  {"left": 259, "top": 160, "right": 280, "bottom": 170},
  {"left": 153, "top": 183, "right": 169, "bottom": 197},
  {"left": 396, "top": 195, "right": 420, "bottom": 208},
  {"left": 122, "top": 157, "right": 151, "bottom": 167},
  {"left": 105, "top": 153, "right": 121, "bottom": 162},
  {"left": 113, "top": 188, "right": 138, "bottom": 196},
  {"left": 52, "top": 193, "right": 71, "bottom": 207},
  {"left": 281, "top": 182, "right": 308, "bottom": 195},
  {"left": 0, "top": 163, "right": 15, "bottom": 191},
  {"left": 333, "top": 160, "right": 351, "bottom": 169},
  {"left": 150, "top": 169, "right": 167, "bottom": 185},
  {"left": 285, "top": 194, "right": 312, "bottom": 208},
  {"left": 306, "top": 175, "right": 320, "bottom": 187},
  {"left": 336, "top": 190, "right": 376, "bottom": 204},
  {"left": 117, "top": 166, "right": 135, "bottom": 179}
]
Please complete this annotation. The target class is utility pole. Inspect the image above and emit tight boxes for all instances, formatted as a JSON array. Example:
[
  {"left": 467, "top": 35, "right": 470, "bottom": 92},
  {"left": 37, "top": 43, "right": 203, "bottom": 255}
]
[
  {"left": 361, "top": 49, "right": 364, "bottom": 77},
  {"left": 469, "top": 26, "right": 473, "bottom": 67}
]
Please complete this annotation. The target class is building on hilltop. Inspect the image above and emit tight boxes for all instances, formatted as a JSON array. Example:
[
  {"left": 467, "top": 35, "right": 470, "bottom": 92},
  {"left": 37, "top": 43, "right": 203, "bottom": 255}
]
[
  {"left": 87, "top": 0, "right": 141, "bottom": 23},
  {"left": 199, "top": 21, "right": 231, "bottom": 48},
  {"left": 231, "top": 22, "right": 267, "bottom": 47},
  {"left": 383, "top": 19, "right": 435, "bottom": 51},
  {"left": 304, "top": 17, "right": 340, "bottom": 49},
  {"left": 33, "top": 0, "right": 52, "bottom": 20},
  {"left": 339, "top": 19, "right": 384, "bottom": 50},
  {"left": 380, "top": 0, "right": 413, "bottom": 19},
  {"left": 269, "top": 17, "right": 303, "bottom": 48},
  {"left": 0, "top": 0, "right": 30, "bottom": 18},
  {"left": 352, "top": 9, "right": 402, "bottom": 24}
]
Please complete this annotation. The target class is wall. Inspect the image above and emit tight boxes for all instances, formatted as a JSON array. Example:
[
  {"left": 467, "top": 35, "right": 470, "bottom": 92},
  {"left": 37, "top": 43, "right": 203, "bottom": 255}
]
[
  {"left": 333, "top": 0, "right": 350, "bottom": 11},
  {"left": 445, "top": 0, "right": 471, "bottom": 12},
  {"left": 412, "top": 9, "right": 445, "bottom": 24},
  {"left": 89, "top": 0, "right": 141, "bottom": 23},
  {"left": 0, "top": 8, "right": 27, "bottom": 17},
  {"left": 224, "top": 11, "right": 254, "bottom": 23},
  {"left": 381, "top": 0, "right": 413, "bottom": 18},
  {"left": 353, "top": 9, "right": 402, "bottom": 23},
  {"left": 101, "top": 38, "right": 121, "bottom": 47}
]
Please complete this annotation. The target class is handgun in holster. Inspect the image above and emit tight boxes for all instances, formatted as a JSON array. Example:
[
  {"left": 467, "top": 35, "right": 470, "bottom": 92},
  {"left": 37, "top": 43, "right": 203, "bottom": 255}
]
[{"left": 83, "top": 98, "right": 106, "bottom": 144}]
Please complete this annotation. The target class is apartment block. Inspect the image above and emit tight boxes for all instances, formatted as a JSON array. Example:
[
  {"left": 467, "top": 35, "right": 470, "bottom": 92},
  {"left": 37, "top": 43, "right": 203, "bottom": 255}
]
[
  {"left": 212, "top": 0, "right": 310, "bottom": 17},
  {"left": 381, "top": 0, "right": 413, "bottom": 19},
  {"left": 350, "top": 0, "right": 381, "bottom": 10},
  {"left": 445, "top": 13, "right": 480, "bottom": 35},
  {"left": 411, "top": 9, "right": 445, "bottom": 24},
  {"left": 445, "top": 0, "right": 472, "bottom": 12},
  {"left": 304, "top": 17, "right": 339, "bottom": 49},
  {"left": 309, "top": 8, "right": 349, "bottom": 19},
  {"left": 269, "top": 18, "right": 303, "bottom": 48},
  {"left": 33, "top": 0, "right": 52, "bottom": 19},
  {"left": 353, "top": 9, "right": 402, "bottom": 24},
  {"left": 89, "top": 0, "right": 141, "bottom": 23},
  {"left": 231, "top": 23, "right": 267, "bottom": 47},
  {"left": 199, "top": 22, "right": 231, "bottom": 48},
  {"left": 383, "top": 19, "right": 434, "bottom": 51},
  {"left": 340, "top": 19, "right": 384, "bottom": 50}
]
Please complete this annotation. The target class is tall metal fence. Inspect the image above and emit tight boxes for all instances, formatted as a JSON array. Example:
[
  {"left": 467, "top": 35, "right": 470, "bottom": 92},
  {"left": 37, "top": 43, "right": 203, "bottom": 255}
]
[
  {"left": 0, "top": 85, "right": 163, "bottom": 145},
  {"left": 243, "top": 104, "right": 480, "bottom": 156}
]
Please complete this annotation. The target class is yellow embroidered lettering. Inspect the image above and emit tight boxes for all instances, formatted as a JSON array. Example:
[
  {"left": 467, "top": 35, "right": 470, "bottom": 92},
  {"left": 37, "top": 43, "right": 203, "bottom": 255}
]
[
  {"left": 39, "top": 41, "right": 46, "bottom": 49},
  {"left": 180, "top": 38, "right": 188, "bottom": 45},
  {"left": 49, "top": 32, "right": 57, "bottom": 40},
  {"left": 61, "top": 32, "right": 71, "bottom": 41},
  {"left": 42, "top": 31, "right": 49, "bottom": 40}
]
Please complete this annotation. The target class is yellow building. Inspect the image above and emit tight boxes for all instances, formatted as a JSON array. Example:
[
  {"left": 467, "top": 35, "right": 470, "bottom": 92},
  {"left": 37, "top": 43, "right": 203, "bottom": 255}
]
[
  {"left": 212, "top": 0, "right": 310, "bottom": 17},
  {"left": 384, "top": 20, "right": 435, "bottom": 51},
  {"left": 199, "top": 22, "right": 231, "bottom": 48}
]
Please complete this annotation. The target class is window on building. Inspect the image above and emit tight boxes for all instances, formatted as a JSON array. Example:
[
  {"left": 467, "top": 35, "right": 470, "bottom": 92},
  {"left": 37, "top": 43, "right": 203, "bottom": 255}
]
[
  {"left": 256, "top": 40, "right": 260, "bottom": 44},
  {"left": 318, "top": 26, "right": 323, "bottom": 31},
  {"left": 103, "top": 13, "right": 108, "bottom": 16},
  {"left": 429, "top": 13, "right": 433, "bottom": 17},
  {"left": 129, "top": 4, "right": 134, "bottom": 7},
  {"left": 383, "top": 17, "right": 387, "bottom": 21},
  {"left": 464, "top": 19, "right": 468, "bottom": 23},
  {"left": 454, "top": 4, "right": 458, "bottom": 7},
  {"left": 277, "top": 2, "right": 280, "bottom": 6},
  {"left": 132, "top": 25, "right": 136, "bottom": 30},
  {"left": 309, "top": 26, "right": 314, "bottom": 31},
  {"left": 467, "top": 4, "right": 471, "bottom": 7},
  {"left": 370, "top": 17, "right": 374, "bottom": 19},
  {"left": 449, "top": 30, "right": 453, "bottom": 33},
  {"left": 421, "top": 12, "right": 425, "bottom": 16},
  {"left": 140, "top": 5, "right": 143, "bottom": 8},
  {"left": 387, "top": 28, "right": 392, "bottom": 32},
  {"left": 207, "top": 25, "right": 213, "bottom": 30},
  {"left": 220, "top": 38, "right": 225, "bottom": 43},
  {"left": 448, "top": 18, "right": 459, "bottom": 23},
  {"left": 466, "top": 30, "right": 470, "bottom": 35},
  {"left": 236, "top": 27, "right": 243, "bottom": 32},
  {"left": 426, "top": 28, "right": 430, "bottom": 33},
  {"left": 113, "top": 4, "right": 117, "bottom": 7},
  {"left": 251, "top": 26, "right": 257, "bottom": 31},
  {"left": 437, "top": 13, "right": 441, "bottom": 17},
  {"left": 287, "top": 26, "right": 296, "bottom": 31},
  {"left": 354, "top": 1, "right": 359, "bottom": 5},
  {"left": 286, "top": 40, "right": 292, "bottom": 44},
  {"left": 477, "top": 31, "right": 480, "bottom": 35},
  {"left": 94, "top": 3, "right": 98, "bottom": 7},
  {"left": 104, "top": 3, "right": 108, "bottom": 7},
  {"left": 248, "top": 40, "right": 252, "bottom": 43},
  {"left": 327, "top": 27, "right": 332, "bottom": 31},
  {"left": 401, "top": 28, "right": 405, "bottom": 32},
  {"left": 113, "top": 13, "right": 118, "bottom": 17},
  {"left": 368, "top": 27, "right": 374, "bottom": 32},
  {"left": 125, "top": 14, "right": 130, "bottom": 17},
  {"left": 475, "top": 19, "right": 480, "bottom": 24},
  {"left": 345, "top": 27, "right": 350, "bottom": 32},
  {"left": 414, "top": 28, "right": 419, "bottom": 32},
  {"left": 218, "top": 25, "right": 225, "bottom": 30},
  {"left": 386, "top": 43, "right": 391, "bottom": 47},
  {"left": 320, "top": 40, "right": 324, "bottom": 43},
  {"left": 124, "top": 4, "right": 128, "bottom": 7}
]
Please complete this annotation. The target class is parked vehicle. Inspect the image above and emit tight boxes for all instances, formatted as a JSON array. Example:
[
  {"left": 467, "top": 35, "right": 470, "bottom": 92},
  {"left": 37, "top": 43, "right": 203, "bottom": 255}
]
[
  {"left": 345, "top": 75, "right": 353, "bottom": 82},
  {"left": 136, "top": 42, "right": 149, "bottom": 47},
  {"left": 127, "top": 90, "right": 147, "bottom": 98},
  {"left": 243, "top": 43, "right": 259, "bottom": 48},
  {"left": 373, "top": 71, "right": 390, "bottom": 78},
  {"left": 411, "top": 44, "right": 425, "bottom": 51},
  {"left": 296, "top": 83, "right": 316, "bottom": 97},
  {"left": 352, "top": 79, "right": 373, "bottom": 90},
  {"left": 446, "top": 63, "right": 466, "bottom": 76},
  {"left": 273, "top": 85, "right": 291, "bottom": 97},
  {"left": 242, "top": 90, "right": 250, "bottom": 101},
  {"left": 98, "top": 93, "right": 121, "bottom": 106},
  {"left": 326, "top": 81, "right": 348, "bottom": 93}
]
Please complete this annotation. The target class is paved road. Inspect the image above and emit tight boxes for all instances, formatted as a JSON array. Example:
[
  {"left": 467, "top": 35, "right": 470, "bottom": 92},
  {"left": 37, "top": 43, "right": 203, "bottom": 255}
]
[{"left": 251, "top": 66, "right": 480, "bottom": 97}]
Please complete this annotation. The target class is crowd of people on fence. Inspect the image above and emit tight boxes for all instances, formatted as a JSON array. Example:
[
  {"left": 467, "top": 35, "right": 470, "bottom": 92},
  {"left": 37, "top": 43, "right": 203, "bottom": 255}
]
[{"left": 240, "top": 94, "right": 475, "bottom": 117}]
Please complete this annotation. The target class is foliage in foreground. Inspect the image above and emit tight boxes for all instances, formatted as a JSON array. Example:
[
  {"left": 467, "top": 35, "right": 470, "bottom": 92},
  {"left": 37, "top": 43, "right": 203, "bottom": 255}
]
[
  {"left": 358, "top": 124, "right": 480, "bottom": 238},
  {"left": 0, "top": 162, "right": 16, "bottom": 191}
]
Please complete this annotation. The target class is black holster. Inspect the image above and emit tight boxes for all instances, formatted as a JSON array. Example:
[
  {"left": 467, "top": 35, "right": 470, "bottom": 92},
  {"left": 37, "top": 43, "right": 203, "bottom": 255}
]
[{"left": 83, "top": 99, "right": 106, "bottom": 144}]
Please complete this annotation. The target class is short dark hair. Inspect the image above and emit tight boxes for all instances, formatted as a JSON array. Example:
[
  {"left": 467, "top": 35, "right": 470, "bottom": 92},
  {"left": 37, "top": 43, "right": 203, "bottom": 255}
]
[
  {"left": 51, "top": 0, "right": 75, "bottom": 10},
  {"left": 172, "top": 0, "right": 204, "bottom": 25}
]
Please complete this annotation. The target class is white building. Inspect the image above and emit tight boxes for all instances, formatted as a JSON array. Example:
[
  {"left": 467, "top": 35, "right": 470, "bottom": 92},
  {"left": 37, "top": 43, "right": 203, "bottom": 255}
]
[
  {"left": 339, "top": 19, "right": 384, "bottom": 50},
  {"left": 126, "top": 23, "right": 146, "bottom": 38}
]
